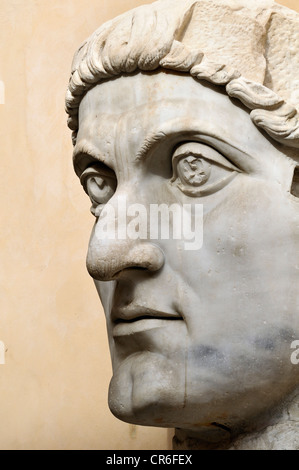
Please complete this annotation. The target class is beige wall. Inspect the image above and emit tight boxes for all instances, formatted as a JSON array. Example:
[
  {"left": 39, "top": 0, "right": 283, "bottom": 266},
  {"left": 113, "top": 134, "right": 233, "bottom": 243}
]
[{"left": 0, "top": 0, "right": 298, "bottom": 450}]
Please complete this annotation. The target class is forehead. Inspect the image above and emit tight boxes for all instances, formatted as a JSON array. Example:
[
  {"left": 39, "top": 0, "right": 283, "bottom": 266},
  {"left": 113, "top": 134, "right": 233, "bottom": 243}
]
[
  {"left": 77, "top": 71, "right": 241, "bottom": 133},
  {"left": 74, "top": 72, "right": 281, "bottom": 173}
]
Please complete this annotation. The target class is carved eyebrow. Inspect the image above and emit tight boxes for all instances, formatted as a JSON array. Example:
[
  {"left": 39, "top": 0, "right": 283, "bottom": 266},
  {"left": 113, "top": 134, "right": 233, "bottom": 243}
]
[
  {"left": 72, "top": 143, "right": 101, "bottom": 176},
  {"left": 136, "top": 131, "right": 168, "bottom": 161},
  {"left": 136, "top": 126, "right": 251, "bottom": 159},
  {"left": 73, "top": 142, "right": 100, "bottom": 160},
  {"left": 135, "top": 123, "right": 256, "bottom": 174}
]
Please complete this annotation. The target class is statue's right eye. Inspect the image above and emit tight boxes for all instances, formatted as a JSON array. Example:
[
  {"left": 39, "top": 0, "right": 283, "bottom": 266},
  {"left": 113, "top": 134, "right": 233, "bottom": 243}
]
[
  {"left": 171, "top": 142, "right": 241, "bottom": 197},
  {"left": 80, "top": 164, "right": 116, "bottom": 216}
]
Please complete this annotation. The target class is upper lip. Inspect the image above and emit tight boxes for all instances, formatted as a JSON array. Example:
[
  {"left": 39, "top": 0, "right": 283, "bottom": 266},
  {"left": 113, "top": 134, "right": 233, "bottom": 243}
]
[{"left": 112, "top": 306, "right": 183, "bottom": 323}]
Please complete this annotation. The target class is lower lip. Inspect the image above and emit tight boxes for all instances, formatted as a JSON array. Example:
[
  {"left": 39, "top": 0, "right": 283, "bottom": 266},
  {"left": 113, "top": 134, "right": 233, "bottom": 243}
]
[{"left": 113, "top": 318, "right": 183, "bottom": 337}]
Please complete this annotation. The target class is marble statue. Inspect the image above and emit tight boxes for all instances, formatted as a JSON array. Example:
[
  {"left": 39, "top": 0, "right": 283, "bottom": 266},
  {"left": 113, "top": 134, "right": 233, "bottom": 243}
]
[{"left": 66, "top": 0, "right": 299, "bottom": 450}]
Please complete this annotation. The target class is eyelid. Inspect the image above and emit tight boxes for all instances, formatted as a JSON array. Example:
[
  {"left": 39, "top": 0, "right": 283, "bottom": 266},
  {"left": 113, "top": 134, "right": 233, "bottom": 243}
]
[
  {"left": 80, "top": 164, "right": 116, "bottom": 193},
  {"left": 172, "top": 142, "right": 241, "bottom": 172}
]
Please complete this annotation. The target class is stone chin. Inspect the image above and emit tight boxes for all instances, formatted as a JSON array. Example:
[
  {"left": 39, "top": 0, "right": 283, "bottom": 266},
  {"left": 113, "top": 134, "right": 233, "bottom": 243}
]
[
  {"left": 107, "top": 350, "right": 188, "bottom": 428},
  {"left": 107, "top": 343, "right": 299, "bottom": 433}
]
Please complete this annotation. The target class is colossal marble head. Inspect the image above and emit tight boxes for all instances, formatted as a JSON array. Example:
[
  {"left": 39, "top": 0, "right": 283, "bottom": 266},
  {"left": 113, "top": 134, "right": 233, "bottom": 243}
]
[{"left": 66, "top": 0, "right": 299, "bottom": 448}]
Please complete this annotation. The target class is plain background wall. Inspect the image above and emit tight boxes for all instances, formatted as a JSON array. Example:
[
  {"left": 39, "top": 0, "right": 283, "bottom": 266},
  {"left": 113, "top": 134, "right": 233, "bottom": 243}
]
[{"left": 0, "top": 0, "right": 298, "bottom": 451}]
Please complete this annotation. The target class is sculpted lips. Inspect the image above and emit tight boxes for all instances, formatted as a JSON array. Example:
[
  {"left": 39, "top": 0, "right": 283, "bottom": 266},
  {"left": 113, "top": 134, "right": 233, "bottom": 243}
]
[{"left": 112, "top": 306, "right": 183, "bottom": 337}]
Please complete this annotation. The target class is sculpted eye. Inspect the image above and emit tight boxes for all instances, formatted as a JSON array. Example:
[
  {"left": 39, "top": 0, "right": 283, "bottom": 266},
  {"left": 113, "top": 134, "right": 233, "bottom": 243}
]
[
  {"left": 171, "top": 142, "right": 241, "bottom": 196},
  {"left": 80, "top": 164, "right": 116, "bottom": 216}
]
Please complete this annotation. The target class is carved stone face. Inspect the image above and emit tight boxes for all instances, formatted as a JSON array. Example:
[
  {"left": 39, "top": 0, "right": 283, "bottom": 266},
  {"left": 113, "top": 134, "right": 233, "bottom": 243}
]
[{"left": 74, "top": 72, "right": 299, "bottom": 434}]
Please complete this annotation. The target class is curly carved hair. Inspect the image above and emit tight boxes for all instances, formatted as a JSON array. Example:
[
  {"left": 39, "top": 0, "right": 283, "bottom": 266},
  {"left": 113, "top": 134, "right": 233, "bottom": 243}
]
[{"left": 66, "top": 0, "right": 299, "bottom": 150}]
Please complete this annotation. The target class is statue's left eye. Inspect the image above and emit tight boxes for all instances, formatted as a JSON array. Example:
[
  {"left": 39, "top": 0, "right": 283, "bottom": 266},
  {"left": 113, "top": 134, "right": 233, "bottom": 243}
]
[
  {"left": 171, "top": 142, "right": 241, "bottom": 197},
  {"left": 80, "top": 164, "right": 116, "bottom": 216}
]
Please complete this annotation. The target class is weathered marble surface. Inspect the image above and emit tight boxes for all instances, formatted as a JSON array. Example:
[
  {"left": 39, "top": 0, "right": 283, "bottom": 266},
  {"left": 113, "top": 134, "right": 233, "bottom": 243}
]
[{"left": 66, "top": 0, "right": 299, "bottom": 450}]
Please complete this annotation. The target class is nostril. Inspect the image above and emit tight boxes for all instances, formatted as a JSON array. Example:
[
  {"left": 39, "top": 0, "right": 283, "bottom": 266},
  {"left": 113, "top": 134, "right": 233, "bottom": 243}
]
[
  {"left": 86, "top": 242, "right": 165, "bottom": 281},
  {"left": 120, "top": 265, "right": 151, "bottom": 275},
  {"left": 112, "top": 266, "right": 151, "bottom": 280},
  {"left": 125, "top": 266, "right": 148, "bottom": 271}
]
